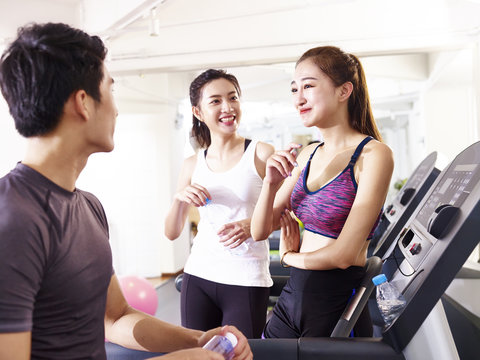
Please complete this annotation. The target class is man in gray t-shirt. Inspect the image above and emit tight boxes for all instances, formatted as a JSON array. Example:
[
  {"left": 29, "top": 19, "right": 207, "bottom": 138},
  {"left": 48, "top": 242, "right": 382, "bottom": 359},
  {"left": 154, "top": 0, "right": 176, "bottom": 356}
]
[
  {"left": 0, "top": 22, "right": 251, "bottom": 360},
  {"left": 0, "top": 163, "right": 113, "bottom": 359}
]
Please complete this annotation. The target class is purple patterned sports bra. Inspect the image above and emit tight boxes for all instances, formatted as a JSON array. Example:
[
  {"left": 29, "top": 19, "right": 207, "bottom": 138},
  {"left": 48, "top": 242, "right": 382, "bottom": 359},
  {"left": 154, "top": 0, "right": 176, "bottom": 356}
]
[{"left": 290, "top": 136, "right": 380, "bottom": 240}]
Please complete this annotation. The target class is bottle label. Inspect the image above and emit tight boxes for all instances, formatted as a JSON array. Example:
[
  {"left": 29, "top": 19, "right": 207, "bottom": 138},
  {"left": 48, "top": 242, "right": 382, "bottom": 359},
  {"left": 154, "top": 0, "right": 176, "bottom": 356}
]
[{"left": 203, "top": 335, "right": 234, "bottom": 360}]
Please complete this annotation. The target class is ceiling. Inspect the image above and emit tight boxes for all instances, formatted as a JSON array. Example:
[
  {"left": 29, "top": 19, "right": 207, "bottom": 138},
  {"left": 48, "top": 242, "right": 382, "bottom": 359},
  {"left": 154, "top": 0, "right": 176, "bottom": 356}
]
[
  {"left": 1, "top": 0, "right": 480, "bottom": 106},
  {"left": 93, "top": 0, "right": 480, "bottom": 74},
  {"left": 2, "top": 0, "right": 480, "bottom": 70}
]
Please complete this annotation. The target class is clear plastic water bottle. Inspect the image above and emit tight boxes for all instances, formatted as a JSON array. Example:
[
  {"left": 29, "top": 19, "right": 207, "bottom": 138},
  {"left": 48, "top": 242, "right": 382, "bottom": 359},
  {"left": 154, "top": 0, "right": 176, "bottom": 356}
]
[
  {"left": 372, "top": 273, "right": 406, "bottom": 327},
  {"left": 202, "top": 332, "right": 238, "bottom": 360},
  {"left": 229, "top": 241, "right": 249, "bottom": 255}
]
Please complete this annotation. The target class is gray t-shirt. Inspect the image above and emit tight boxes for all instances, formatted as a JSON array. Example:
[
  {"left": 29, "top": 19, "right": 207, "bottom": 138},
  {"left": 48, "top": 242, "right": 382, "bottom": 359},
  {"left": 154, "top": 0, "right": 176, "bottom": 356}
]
[{"left": 0, "top": 163, "right": 113, "bottom": 359}]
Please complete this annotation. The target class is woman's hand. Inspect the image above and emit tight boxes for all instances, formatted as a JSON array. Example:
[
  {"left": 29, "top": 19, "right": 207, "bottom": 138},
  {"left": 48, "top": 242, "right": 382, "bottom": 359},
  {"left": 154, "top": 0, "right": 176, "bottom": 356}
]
[
  {"left": 174, "top": 183, "right": 211, "bottom": 207},
  {"left": 264, "top": 144, "right": 301, "bottom": 186},
  {"left": 279, "top": 209, "right": 301, "bottom": 257},
  {"left": 217, "top": 219, "right": 251, "bottom": 248}
]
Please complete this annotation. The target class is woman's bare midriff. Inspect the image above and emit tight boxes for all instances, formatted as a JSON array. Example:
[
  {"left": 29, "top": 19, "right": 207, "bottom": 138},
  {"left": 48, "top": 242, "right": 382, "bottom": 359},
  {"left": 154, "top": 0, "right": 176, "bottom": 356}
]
[{"left": 300, "top": 230, "right": 369, "bottom": 267}]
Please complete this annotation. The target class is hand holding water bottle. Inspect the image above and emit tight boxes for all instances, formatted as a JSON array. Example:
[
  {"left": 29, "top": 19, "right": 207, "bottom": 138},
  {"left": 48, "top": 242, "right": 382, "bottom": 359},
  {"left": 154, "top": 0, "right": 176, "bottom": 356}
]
[
  {"left": 203, "top": 332, "right": 237, "bottom": 360},
  {"left": 372, "top": 274, "right": 406, "bottom": 327},
  {"left": 200, "top": 325, "right": 251, "bottom": 360},
  {"left": 217, "top": 219, "right": 251, "bottom": 253}
]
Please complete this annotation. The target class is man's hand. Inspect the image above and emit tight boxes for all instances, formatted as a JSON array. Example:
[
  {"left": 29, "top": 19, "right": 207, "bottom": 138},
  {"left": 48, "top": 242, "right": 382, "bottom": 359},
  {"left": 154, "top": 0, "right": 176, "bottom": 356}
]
[
  {"left": 148, "top": 348, "right": 223, "bottom": 360},
  {"left": 197, "top": 325, "right": 253, "bottom": 360}
]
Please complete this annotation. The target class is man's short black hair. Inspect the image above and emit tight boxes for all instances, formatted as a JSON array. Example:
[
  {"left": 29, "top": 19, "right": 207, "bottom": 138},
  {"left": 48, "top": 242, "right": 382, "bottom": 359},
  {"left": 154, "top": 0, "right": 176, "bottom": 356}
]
[{"left": 0, "top": 23, "right": 107, "bottom": 137}]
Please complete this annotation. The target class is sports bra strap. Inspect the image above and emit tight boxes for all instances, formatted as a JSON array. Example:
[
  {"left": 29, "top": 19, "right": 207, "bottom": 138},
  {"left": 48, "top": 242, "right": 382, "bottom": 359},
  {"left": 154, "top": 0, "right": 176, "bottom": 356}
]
[
  {"left": 244, "top": 138, "right": 252, "bottom": 151},
  {"left": 349, "top": 136, "right": 373, "bottom": 166},
  {"left": 307, "top": 142, "right": 325, "bottom": 162}
]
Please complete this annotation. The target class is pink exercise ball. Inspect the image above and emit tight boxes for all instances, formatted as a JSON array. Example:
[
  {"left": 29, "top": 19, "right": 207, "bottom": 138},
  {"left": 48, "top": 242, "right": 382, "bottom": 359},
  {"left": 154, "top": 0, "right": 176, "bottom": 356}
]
[{"left": 118, "top": 275, "right": 158, "bottom": 316}]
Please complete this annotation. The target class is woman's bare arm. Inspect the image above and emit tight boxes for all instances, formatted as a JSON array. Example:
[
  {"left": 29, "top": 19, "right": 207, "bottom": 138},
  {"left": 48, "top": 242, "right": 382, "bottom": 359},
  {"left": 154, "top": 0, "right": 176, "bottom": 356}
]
[{"left": 164, "top": 155, "right": 211, "bottom": 240}]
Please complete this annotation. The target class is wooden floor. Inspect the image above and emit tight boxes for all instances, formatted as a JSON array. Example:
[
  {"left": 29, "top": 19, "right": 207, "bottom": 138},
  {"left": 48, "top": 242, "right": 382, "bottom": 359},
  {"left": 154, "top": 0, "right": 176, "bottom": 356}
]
[{"left": 146, "top": 274, "right": 178, "bottom": 288}]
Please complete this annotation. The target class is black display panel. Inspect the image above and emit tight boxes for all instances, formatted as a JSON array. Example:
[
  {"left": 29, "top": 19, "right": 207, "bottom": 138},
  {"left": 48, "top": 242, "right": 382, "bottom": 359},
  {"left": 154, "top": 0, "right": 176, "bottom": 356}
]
[{"left": 416, "top": 163, "right": 480, "bottom": 230}]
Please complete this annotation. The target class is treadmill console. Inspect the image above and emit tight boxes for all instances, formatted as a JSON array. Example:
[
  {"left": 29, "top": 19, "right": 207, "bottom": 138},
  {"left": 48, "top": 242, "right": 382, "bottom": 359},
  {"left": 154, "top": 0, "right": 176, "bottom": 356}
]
[
  {"left": 371, "top": 152, "right": 439, "bottom": 258},
  {"left": 384, "top": 142, "right": 480, "bottom": 352},
  {"left": 398, "top": 162, "right": 480, "bottom": 270}
]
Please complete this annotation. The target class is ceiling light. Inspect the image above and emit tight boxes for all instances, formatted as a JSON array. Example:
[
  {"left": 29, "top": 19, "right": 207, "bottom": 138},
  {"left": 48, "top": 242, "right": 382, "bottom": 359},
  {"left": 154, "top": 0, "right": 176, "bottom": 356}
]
[{"left": 149, "top": 7, "right": 160, "bottom": 37}]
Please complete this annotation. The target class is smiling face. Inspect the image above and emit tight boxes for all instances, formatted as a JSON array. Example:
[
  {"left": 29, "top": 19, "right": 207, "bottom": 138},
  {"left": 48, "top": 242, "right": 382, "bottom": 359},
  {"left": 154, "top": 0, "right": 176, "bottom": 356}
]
[
  {"left": 291, "top": 58, "right": 343, "bottom": 128},
  {"left": 193, "top": 78, "right": 242, "bottom": 135}
]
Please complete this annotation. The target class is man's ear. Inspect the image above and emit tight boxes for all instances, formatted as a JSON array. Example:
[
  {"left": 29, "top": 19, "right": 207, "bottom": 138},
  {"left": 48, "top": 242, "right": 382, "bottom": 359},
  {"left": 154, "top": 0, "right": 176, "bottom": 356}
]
[
  {"left": 192, "top": 106, "right": 203, "bottom": 122},
  {"left": 338, "top": 82, "right": 353, "bottom": 102},
  {"left": 73, "top": 89, "right": 90, "bottom": 121}
]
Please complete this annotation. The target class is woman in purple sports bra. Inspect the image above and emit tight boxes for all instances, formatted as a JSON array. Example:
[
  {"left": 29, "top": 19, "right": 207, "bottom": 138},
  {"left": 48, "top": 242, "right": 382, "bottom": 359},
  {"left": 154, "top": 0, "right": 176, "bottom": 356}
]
[{"left": 251, "top": 46, "right": 394, "bottom": 338}]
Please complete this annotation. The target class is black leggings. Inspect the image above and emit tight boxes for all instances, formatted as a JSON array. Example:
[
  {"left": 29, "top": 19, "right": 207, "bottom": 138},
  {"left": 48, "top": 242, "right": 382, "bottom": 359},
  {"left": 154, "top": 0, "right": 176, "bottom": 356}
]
[
  {"left": 180, "top": 273, "right": 270, "bottom": 339},
  {"left": 264, "top": 266, "right": 364, "bottom": 338}
]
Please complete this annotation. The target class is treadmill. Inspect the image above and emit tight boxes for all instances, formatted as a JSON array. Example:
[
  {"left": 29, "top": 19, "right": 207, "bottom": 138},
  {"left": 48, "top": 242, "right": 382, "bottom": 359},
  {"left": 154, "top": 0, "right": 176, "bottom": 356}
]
[
  {"left": 249, "top": 141, "right": 480, "bottom": 360},
  {"left": 369, "top": 152, "right": 440, "bottom": 259}
]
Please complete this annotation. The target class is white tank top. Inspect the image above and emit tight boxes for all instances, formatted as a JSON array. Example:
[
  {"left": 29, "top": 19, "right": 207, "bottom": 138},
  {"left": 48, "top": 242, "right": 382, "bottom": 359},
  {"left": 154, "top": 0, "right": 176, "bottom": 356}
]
[{"left": 184, "top": 140, "right": 272, "bottom": 287}]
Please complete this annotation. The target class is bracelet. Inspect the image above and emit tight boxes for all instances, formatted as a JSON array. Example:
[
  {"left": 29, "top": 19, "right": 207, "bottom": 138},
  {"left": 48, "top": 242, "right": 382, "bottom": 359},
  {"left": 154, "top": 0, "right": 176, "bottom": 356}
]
[{"left": 280, "top": 250, "right": 295, "bottom": 268}]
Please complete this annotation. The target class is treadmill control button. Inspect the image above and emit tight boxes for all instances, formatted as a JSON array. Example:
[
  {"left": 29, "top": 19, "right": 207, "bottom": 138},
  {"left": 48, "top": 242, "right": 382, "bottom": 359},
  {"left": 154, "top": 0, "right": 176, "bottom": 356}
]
[{"left": 409, "top": 243, "right": 422, "bottom": 255}]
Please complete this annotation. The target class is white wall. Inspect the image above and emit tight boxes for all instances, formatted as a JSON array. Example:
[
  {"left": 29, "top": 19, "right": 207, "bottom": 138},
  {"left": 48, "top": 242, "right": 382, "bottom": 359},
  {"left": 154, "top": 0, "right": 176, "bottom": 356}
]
[
  {"left": 0, "top": 0, "right": 81, "bottom": 55},
  {"left": 421, "top": 47, "right": 480, "bottom": 266},
  {"left": 77, "top": 108, "right": 190, "bottom": 277},
  {"left": 423, "top": 48, "right": 479, "bottom": 165},
  {"left": 0, "top": 97, "right": 26, "bottom": 177},
  {"left": 76, "top": 71, "right": 195, "bottom": 277}
]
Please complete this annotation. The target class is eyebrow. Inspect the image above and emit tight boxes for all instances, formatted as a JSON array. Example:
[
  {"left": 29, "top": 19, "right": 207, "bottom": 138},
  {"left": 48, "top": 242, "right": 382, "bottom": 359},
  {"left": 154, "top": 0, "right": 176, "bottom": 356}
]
[
  {"left": 207, "top": 91, "right": 237, "bottom": 99},
  {"left": 291, "top": 76, "right": 318, "bottom": 85}
]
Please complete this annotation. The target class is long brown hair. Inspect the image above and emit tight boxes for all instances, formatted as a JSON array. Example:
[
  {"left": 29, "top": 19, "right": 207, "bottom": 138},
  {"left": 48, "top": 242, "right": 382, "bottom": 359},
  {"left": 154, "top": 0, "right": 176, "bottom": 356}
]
[{"left": 297, "top": 46, "right": 382, "bottom": 141}]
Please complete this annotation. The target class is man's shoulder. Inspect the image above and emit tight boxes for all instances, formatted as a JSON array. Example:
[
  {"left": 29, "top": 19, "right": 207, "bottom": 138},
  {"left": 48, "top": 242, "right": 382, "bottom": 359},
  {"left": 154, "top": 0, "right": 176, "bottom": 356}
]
[
  {"left": 77, "top": 188, "right": 101, "bottom": 205},
  {"left": 76, "top": 189, "right": 108, "bottom": 225},
  {"left": 0, "top": 177, "right": 45, "bottom": 251},
  {"left": 0, "top": 171, "right": 38, "bottom": 214}
]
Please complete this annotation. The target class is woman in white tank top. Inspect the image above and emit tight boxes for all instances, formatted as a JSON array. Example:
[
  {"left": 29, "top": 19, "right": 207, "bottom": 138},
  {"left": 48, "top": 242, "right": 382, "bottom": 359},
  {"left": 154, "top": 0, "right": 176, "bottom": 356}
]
[{"left": 165, "top": 69, "right": 274, "bottom": 338}]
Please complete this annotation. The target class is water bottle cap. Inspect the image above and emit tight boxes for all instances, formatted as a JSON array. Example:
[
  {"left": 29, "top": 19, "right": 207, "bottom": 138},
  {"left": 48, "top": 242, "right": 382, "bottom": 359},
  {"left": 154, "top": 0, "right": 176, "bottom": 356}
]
[
  {"left": 225, "top": 332, "right": 238, "bottom": 347},
  {"left": 372, "top": 273, "right": 387, "bottom": 286}
]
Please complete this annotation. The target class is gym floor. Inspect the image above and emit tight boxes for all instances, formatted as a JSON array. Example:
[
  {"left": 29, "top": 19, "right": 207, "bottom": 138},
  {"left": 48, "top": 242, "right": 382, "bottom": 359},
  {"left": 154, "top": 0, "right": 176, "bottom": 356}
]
[{"left": 150, "top": 277, "right": 181, "bottom": 326}]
